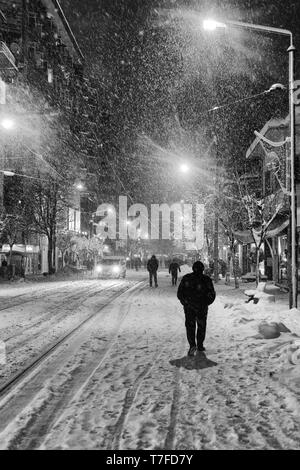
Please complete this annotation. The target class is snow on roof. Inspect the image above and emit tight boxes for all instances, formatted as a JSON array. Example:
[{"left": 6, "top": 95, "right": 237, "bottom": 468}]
[{"left": 246, "top": 106, "right": 300, "bottom": 159}]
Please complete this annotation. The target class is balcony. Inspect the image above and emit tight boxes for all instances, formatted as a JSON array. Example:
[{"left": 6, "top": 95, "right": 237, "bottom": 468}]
[{"left": 0, "top": 41, "right": 17, "bottom": 71}]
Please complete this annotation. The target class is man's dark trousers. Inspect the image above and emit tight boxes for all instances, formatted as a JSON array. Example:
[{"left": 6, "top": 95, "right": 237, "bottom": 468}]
[
  {"left": 172, "top": 272, "right": 178, "bottom": 286},
  {"left": 149, "top": 272, "right": 158, "bottom": 287},
  {"left": 184, "top": 306, "right": 208, "bottom": 348}
]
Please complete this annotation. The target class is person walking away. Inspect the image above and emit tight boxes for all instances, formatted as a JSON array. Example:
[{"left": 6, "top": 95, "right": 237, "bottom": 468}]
[
  {"left": 20, "top": 256, "right": 26, "bottom": 280},
  {"left": 177, "top": 261, "right": 216, "bottom": 356},
  {"left": 169, "top": 259, "right": 181, "bottom": 286},
  {"left": 147, "top": 255, "right": 159, "bottom": 287},
  {"left": 1, "top": 257, "right": 8, "bottom": 279}
]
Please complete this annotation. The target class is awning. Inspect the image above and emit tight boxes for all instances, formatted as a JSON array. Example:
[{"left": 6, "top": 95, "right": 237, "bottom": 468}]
[
  {"left": 233, "top": 230, "right": 254, "bottom": 244},
  {"left": 265, "top": 218, "right": 289, "bottom": 238},
  {"left": 0, "top": 244, "right": 40, "bottom": 254},
  {"left": 233, "top": 216, "right": 289, "bottom": 244}
]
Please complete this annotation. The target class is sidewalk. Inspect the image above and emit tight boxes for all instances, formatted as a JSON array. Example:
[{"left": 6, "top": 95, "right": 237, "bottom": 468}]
[{"left": 214, "top": 277, "right": 290, "bottom": 309}]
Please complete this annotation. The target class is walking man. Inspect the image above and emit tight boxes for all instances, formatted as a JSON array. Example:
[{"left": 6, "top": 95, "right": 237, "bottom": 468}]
[
  {"left": 169, "top": 259, "right": 181, "bottom": 286},
  {"left": 147, "top": 254, "right": 159, "bottom": 287},
  {"left": 177, "top": 261, "right": 216, "bottom": 356}
]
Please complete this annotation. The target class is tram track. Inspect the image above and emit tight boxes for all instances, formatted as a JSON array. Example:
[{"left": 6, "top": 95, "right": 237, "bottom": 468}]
[
  {"left": 0, "top": 280, "right": 146, "bottom": 401},
  {"left": 0, "top": 279, "right": 114, "bottom": 313},
  {"left": 2, "top": 281, "right": 123, "bottom": 344},
  {"left": 22, "top": 282, "right": 182, "bottom": 451},
  {"left": 0, "top": 280, "right": 148, "bottom": 449}
]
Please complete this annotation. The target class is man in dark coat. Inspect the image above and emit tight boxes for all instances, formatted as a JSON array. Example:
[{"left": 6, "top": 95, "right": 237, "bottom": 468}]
[
  {"left": 169, "top": 259, "right": 181, "bottom": 286},
  {"left": 177, "top": 261, "right": 216, "bottom": 356},
  {"left": 147, "top": 255, "right": 159, "bottom": 287}
]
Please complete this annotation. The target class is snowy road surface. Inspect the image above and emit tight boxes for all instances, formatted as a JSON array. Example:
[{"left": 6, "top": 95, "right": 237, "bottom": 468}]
[{"left": 0, "top": 268, "right": 300, "bottom": 449}]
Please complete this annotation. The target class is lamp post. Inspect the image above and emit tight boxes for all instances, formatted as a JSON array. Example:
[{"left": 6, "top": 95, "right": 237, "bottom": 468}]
[{"left": 203, "top": 19, "right": 297, "bottom": 308}]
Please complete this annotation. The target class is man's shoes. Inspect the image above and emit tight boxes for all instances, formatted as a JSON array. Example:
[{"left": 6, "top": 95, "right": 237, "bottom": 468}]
[
  {"left": 188, "top": 346, "right": 197, "bottom": 357},
  {"left": 197, "top": 345, "right": 206, "bottom": 352}
]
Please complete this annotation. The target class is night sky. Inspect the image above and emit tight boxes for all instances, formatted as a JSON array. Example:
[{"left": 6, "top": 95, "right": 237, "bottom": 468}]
[{"left": 59, "top": 0, "right": 300, "bottom": 205}]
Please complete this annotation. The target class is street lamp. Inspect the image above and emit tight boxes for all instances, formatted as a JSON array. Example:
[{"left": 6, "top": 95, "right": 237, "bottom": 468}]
[
  {"left": 75, "top": 182, "right": 85, "bottom": 191},
  {"left": 203, "top": 18, "right": 297, "bottom": 308},
  {"left": 0, "top": 117, "right": 15, "bottom": 130},
  {"left": 203, "top": 19, "right": 227, "bottom": 31},
  {"left": 0, "top": 169, "right": 15, "bottom": 176},
  {"left": 179, "top": 163, "right": 190, "bottom": 174}
]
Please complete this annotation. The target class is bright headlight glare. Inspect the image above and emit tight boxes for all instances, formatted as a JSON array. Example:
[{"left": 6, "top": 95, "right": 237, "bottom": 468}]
[
  {"left": 203, "top": 19, "right": 227, "bottom": 31},
  {"left": 96, "top": 265, "right": 102, "bottom": 273},
  {"left": 113, "top": 265, "right": 120, "bottom": 273}
]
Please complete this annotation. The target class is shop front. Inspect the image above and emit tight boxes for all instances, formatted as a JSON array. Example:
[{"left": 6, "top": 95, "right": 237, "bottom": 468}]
[{"left": 0, "top": 244, "right": 41, "bottom": 277}]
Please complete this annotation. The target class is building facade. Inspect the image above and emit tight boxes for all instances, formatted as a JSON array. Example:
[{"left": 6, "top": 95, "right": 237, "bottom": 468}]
[{"left": 0, "top": 0, "right": 84, "bottom": 275}]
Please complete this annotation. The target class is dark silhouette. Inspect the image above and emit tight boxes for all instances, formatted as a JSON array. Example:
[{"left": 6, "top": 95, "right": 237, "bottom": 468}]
[
  {"left": 134, "top": 257, "right": 141, "bottom": 271},
  {"left": 147, "top": 255, "right": 158, "bottom": 287},
  {"left": 169, "top": 259, "right": 181, "bottom": 286},
  {"left": 177, "top": 261, "right": 216, "bottom": 357},
  {"left": 1, "top": 257, "right": 8, "bottom": 279},
  {"left": 169, "top": 352, "right": 217, "bottom": 370}
]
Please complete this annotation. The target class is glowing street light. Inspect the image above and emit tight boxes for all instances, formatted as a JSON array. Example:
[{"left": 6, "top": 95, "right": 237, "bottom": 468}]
[
  {"left": 179, "top": 163, "right": 190, "bottom": 174},
  {"left": 202, "top": 19, "right": 227, "bottom": 31},
  {"left": 0, "top": 170, "right": 15, "bottom": 176},
  {"left": 0, "top": 117, "right": 15, "bottom": 130}
]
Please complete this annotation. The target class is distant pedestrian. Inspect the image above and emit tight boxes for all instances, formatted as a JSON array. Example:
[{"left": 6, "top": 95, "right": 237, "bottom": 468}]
[
  {"left": 169, "top": 259, "right": 181, "bottom": 286},
  {"left": 87, "top": 258, "right": 93, "bottom": 273},
  {"left": 134, "top": 257, "right": 141, "bottom": 271},
  {"left": 1, "top": 257, "right": 8, "bottom": 279},
  {"left": 20, "top": 256, "right": 26, "bottom": 280},
  {"left": 147, "top": 255, "right": 158, "bottom": 287},
  {"left": 177, "top": 261, "right": 216, "bottom": 357}
]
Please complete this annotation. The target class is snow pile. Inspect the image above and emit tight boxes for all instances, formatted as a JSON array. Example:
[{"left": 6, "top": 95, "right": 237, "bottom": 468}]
[
  {"left": 279, "top": 339, "right": 300, "bottom": 365},
  {"left": 219, "top": 285, "right": 300, "bottom": 385},
  {"left": 244, "top": 282, "right": 275, "bottom": 304}
]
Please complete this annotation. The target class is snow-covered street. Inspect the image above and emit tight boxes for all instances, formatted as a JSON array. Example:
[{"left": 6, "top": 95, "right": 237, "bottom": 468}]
[{"left": 0, "top": 268, "right": 300, "bottom": 450}]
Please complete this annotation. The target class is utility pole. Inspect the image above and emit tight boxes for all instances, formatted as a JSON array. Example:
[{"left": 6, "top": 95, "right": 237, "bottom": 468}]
[
  {"left": 0, "top": 78, "right": 6, "bottom": 214},
  {"left": 288, "top": 39, "right": 297, "bottom": 308},
  {"left": 213, "top": 132, "right": 219, "bottom": 283},
  {"left": 213, "top": 215, "right": 219, "bottom": 282}
]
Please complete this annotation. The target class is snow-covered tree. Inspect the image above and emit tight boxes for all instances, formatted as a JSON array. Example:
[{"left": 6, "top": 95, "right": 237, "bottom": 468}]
[
  {"left": 236, "top": 172, "right": 287, "bottom": 286},
  {"left": 56, "top": 230, "right": 75, "bottom": 269},
  {"left": 0, "top": 175, "right": 33, "bottom": 266}
]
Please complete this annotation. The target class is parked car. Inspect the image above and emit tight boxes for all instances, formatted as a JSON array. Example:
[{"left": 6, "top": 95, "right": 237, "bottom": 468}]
[{"left": 96, "top": 256, "right": 126, "bottom": 279}]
